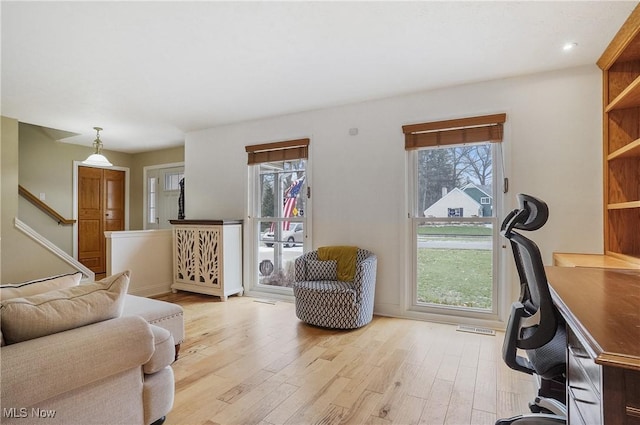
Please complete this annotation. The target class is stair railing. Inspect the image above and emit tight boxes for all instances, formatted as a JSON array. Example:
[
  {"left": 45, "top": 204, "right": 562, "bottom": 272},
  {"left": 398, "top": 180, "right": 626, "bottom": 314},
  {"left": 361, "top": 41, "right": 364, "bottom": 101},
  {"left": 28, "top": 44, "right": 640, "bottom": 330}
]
[{"left": 18, "top": 185, "right": 76, "bottom": 225}]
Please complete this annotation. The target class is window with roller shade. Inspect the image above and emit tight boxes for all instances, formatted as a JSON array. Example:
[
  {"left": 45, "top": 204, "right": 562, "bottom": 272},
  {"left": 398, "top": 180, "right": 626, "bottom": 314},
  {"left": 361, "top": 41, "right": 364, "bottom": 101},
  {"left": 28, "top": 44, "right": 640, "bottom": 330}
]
[
  {"left": 404, "top": 114, "right": 506, "bottom": 319},
  {"left": 246, "top": 139, "right": 309, "bottom": 289}
]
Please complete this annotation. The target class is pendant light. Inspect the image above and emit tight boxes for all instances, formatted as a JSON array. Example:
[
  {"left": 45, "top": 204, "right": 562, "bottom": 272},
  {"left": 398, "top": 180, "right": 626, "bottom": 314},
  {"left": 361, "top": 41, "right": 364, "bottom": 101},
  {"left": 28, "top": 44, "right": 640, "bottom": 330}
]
[{"left": 82, "top": 127, "right": 112, "bottom": 167}]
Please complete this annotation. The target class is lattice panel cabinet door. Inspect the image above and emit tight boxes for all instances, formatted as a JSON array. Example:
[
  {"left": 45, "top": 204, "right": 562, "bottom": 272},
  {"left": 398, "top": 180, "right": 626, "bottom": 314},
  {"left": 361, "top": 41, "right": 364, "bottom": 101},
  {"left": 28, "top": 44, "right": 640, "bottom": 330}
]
[
  {"left": 174, "top": 226, "right": 197, "bottom": 283},
  {"left": 170, "top": 220, "right": 243, "bottom": 301},
  {"left": 197, "top": 226, "right": 221, "bottom": 287}
]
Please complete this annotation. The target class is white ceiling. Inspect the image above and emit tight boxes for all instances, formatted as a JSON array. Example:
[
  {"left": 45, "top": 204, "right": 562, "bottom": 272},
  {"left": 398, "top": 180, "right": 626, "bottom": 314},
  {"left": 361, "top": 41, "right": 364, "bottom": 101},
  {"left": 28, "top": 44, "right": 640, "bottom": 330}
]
[{"left": 1, "top": 1, "right": 637, "bottom": 153}]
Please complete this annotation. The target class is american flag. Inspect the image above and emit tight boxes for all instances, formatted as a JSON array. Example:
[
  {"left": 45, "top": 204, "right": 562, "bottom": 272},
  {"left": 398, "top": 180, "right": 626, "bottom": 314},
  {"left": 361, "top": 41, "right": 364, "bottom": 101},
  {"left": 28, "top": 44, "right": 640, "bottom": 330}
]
[
  {"left": 282, "top": 176, "right": 304, "bottom": 230},
  {"left": 269, "top": 176, "right": 305, "bottom": 233}
]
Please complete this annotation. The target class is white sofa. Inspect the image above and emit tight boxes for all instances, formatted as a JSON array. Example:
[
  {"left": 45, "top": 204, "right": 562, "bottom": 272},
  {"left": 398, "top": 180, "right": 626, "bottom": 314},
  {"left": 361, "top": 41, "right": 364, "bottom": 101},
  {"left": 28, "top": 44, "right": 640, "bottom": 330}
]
[{"left": 0, "top": 271, "right": 181, "bottom": 425}]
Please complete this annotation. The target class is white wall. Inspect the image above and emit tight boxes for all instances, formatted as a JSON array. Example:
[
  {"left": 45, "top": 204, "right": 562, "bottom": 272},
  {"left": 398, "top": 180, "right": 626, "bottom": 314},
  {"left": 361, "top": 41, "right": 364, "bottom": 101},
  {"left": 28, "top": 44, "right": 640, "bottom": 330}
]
[
  {"left": 105, "top": 229, "right": 173, "bottom": 296},
  {"left": 185, "top": 65, "right": 603, "bottom": 318},
  {"left": 2, "top": 117, "right": 77, "bottom": 283}
]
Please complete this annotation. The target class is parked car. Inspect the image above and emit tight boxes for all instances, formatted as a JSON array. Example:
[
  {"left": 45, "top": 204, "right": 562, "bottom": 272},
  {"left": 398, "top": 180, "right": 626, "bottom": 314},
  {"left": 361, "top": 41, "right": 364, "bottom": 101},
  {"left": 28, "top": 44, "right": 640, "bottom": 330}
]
[{"left": 262, "top": 222, "right": 303, "bottom": 247}]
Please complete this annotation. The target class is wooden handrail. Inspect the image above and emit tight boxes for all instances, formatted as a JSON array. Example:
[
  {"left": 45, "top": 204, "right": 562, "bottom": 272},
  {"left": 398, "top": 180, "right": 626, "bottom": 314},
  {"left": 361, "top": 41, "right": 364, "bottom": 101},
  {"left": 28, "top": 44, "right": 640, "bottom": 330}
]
[{"left": 18, "top": 185, "right": 76, "bottom": 225}]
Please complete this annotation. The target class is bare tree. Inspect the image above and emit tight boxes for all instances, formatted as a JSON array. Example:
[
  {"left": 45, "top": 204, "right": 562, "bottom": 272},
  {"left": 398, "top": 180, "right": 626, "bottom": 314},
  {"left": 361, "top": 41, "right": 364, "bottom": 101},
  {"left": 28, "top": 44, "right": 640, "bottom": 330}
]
[{"left": 417, "top": 144, "right": 493, "bottom": 215}]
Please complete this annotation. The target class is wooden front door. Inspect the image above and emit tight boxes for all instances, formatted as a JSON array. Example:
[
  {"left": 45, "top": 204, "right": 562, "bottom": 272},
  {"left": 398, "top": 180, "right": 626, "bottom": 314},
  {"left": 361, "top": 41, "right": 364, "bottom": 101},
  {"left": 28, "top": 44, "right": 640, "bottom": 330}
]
[{"left": 78, "top": 166, "right": 125, "bottom": 273}]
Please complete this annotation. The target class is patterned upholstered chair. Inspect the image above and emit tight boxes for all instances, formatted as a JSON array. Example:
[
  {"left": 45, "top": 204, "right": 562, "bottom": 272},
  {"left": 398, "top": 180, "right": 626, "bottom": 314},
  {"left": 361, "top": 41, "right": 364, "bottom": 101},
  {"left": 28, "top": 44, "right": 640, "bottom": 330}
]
[{"left": 292, "top": 248, "right": 377, "bottom": 329}]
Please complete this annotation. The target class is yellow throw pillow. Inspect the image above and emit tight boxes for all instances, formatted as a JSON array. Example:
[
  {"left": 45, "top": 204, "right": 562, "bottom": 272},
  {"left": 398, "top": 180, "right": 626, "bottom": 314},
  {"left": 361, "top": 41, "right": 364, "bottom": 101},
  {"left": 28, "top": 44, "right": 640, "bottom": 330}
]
[{"left": 317, "top": 246, "right": 358, "bottom": 282}]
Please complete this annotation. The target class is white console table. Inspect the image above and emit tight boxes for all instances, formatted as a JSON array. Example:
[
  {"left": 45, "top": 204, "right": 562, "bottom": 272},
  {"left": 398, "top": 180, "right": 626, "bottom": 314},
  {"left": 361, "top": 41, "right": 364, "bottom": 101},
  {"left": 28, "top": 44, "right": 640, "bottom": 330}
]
[{"left": 169, "top": 219, "right": 243, "bottom": 301}]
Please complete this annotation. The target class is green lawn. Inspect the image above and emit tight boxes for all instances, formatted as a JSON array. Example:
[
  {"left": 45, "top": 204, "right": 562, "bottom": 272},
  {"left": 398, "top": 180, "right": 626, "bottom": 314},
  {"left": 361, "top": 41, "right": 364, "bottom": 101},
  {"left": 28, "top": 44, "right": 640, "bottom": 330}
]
[{"left": 417, "top": 248, "right": 492, "bottom": 309}]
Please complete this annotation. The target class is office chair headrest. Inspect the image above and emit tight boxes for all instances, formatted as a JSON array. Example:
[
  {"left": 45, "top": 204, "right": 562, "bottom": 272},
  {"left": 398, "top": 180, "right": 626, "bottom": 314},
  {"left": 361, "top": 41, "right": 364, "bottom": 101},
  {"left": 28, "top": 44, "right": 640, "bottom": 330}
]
[{"left": 501, "top": 193, "right": 549, "bottom": 234}]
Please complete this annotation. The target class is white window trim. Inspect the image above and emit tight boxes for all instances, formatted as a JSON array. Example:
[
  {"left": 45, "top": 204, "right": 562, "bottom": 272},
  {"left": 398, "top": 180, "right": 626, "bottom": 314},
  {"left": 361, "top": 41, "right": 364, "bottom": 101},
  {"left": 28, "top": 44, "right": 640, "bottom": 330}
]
[
  {"left": 244, "top": 153, "right": 312, "bottom": 300},
  {"left": 403, "top": 143, "right": 506, "bottom": 326}
]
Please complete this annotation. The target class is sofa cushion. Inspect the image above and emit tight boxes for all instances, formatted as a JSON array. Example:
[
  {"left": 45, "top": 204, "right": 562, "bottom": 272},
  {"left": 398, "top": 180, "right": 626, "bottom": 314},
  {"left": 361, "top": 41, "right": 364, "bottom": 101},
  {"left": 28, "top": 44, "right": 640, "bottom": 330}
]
[
  {"left": 122, "top": 295, "right": 184, "bottom": 345},
  {"left": 0, "top": 272, "right": 83, "bottom": 300},
  {"left": 0, "top": 271, "right": 130, "bottom": 344},
  {"left": 293, "top": 280, "right": 357, "bottom": 306},
  {"left": 306, "top": 260, "right": 338, "bottom": 281}
]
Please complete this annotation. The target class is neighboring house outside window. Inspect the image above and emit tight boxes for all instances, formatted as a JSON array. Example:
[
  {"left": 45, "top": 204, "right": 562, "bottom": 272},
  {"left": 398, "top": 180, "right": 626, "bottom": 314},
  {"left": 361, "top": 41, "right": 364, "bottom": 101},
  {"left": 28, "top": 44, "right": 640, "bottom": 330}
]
[{"left": 423, "top": 183, "right": 492, "bottom": 218}]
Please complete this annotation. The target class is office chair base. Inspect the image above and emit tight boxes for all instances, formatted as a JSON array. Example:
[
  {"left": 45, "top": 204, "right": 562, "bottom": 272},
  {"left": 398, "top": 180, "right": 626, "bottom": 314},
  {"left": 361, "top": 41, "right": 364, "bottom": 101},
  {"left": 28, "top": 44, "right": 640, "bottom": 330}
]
[
  {"left": 495, "top": 413, "right": 565, "bottom": 424},
  {"left": 529, "top": 378, "right": 565, "bottom": 413},
  {"left": 531, "top": 397, "right": 567, "bottom": 416}
]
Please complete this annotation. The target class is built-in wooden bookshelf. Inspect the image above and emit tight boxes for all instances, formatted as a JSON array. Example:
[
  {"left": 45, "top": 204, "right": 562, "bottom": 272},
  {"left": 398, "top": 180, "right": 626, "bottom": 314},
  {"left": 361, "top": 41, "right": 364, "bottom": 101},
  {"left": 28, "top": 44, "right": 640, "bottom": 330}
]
[{"left": 597, "top": 4, "right": 640, "bottom": 265}]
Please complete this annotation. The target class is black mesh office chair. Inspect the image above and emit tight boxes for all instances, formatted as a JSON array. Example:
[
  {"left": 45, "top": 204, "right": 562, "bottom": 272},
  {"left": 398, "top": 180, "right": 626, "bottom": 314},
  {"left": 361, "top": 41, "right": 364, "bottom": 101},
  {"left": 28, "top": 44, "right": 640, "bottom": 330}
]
[{"left": 496, "top": 194, "right": 566, "bottom": 425}]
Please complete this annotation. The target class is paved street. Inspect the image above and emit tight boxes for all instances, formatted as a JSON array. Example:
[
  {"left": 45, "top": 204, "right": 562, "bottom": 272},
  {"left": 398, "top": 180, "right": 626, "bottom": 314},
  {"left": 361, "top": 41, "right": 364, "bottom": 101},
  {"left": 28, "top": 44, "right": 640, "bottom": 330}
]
[{"left": 258, "top": 245, "right": 302, "bottom": 263}]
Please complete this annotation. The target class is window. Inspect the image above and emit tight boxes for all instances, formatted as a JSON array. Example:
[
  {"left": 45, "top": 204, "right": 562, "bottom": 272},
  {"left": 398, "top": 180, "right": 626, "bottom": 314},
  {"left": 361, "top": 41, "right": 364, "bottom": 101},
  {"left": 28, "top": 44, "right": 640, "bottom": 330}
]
[
  {"left": 144, "top": 164, "right": 184, "bottom": 230},
  {"left": 148, "top": 176, "right": 157, "bottom": 225},
  {"left": 164, "top": 171, "right": 184, "bottom": 191},
  {"left": 247, "top": 139, "right": 310, "bottom": 290},
  {"left": 447, "top": 208, "right": 463, "bottom": 217},
  {"left": 404, "top": 114, "right": 505, "bottom": 319}
]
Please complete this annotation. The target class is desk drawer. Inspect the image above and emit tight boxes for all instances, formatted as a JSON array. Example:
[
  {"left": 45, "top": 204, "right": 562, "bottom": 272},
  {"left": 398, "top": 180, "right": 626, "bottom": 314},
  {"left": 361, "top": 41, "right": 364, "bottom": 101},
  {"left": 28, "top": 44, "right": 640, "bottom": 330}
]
[
  {"left": 568, "top": 355, "right": 602, "bottom": 425},
  {"left": 567, "top": 328, "right": 602, "bottom": 424},
  {"left": 568, "top": 328, "right": 601, "bottom": 396},
  {"left": 624, "top": 369, "right": 640, "bottom": 424},
  {"left": 568, "top": 393, "right": 589, "bottom": 425}
]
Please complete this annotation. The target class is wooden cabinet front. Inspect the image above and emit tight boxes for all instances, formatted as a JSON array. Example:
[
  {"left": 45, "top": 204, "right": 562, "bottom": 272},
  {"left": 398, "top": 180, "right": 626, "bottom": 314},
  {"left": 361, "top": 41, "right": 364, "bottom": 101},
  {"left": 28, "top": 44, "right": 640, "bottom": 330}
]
[{"left": 171, "top": 220, "right": 243, "bottom": 301}]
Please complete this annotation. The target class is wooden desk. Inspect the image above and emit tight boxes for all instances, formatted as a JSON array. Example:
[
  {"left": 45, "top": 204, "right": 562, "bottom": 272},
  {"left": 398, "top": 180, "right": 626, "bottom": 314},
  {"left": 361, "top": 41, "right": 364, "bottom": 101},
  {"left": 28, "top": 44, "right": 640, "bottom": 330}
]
[
  {"left": 553, "top": 253, "right": 640, "bottom": 269},
  {"left": 545, "top": 266, "right": 640, "bottom": 424}
]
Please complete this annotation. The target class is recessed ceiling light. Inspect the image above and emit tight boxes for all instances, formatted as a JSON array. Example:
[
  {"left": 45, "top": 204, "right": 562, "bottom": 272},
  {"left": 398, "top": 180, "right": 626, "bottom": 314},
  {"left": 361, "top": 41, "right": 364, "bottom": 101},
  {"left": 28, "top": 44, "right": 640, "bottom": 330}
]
[{"left": 563, "top": 42, "right": 578, "bottom": 51}]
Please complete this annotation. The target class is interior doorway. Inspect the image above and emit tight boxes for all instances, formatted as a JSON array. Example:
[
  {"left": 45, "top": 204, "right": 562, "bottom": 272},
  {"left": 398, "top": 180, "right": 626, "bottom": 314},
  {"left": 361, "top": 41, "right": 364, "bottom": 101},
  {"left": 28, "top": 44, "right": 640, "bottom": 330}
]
[{"left": 77, "top": 165, "right": 126, "bottom": 274}]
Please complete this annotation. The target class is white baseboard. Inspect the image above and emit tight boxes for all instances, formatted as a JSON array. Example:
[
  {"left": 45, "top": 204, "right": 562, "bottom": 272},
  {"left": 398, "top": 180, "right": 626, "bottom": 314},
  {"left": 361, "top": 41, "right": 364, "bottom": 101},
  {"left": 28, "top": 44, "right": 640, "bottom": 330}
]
[{"left": 128, "top": 280, "right": 173, "bottom": 298}]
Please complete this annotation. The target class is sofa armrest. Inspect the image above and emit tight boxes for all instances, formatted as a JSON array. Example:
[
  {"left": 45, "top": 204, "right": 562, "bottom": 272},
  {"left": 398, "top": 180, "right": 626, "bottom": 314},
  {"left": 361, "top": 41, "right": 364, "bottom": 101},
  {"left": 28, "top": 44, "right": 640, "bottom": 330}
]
[
  {"left": 144, "top": 324, "right": 175, "bottom": 374},
  {"left": 1, "top": 316, "right": 154, "bottom": 408}
]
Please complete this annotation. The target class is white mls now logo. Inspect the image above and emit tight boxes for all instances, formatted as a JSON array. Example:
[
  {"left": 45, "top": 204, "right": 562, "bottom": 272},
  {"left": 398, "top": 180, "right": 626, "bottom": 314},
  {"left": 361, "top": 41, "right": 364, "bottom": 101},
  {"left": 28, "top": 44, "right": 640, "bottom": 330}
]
[{"left": 3, "top": 407, "right": 56, "bottom": 419}]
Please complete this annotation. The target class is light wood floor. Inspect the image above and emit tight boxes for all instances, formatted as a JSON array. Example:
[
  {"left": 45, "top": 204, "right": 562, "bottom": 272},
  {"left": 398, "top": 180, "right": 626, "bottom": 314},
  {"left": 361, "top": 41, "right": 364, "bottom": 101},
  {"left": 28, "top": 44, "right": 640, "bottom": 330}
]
[{"left": 155, "top": 292, "right": 536, "bottom": 425}]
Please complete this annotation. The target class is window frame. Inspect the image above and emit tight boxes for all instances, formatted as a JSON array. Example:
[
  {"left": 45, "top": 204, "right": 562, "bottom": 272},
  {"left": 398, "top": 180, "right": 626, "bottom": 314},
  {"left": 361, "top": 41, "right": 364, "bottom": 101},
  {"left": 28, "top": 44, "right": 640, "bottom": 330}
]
[
  {"left": 403, "top": 113, "right": 508, "bottom": 323},
  {"left": 244, "top": 140, "right": 312, "bottom": 299},
  {"left": 406, "top": 141, "right": 503, "bottom": 322}
]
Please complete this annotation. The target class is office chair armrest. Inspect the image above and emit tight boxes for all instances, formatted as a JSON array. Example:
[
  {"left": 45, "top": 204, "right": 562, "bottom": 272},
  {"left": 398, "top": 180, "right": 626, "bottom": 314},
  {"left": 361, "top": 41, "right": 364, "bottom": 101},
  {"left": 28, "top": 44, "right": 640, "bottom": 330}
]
[{"left": 503, "top": 302, "right": 536, "bottom": 375}]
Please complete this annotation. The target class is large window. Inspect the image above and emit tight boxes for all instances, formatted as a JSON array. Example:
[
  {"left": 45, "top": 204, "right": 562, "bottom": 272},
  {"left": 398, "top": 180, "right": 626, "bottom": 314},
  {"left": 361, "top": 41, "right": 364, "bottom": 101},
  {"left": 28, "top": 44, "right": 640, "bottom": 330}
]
[
  {"left": 247, "top": 139, "right": 309, "bottom": 290},
  {"left": 404, "top": 114, "right": 505, "bottom": 319}
]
